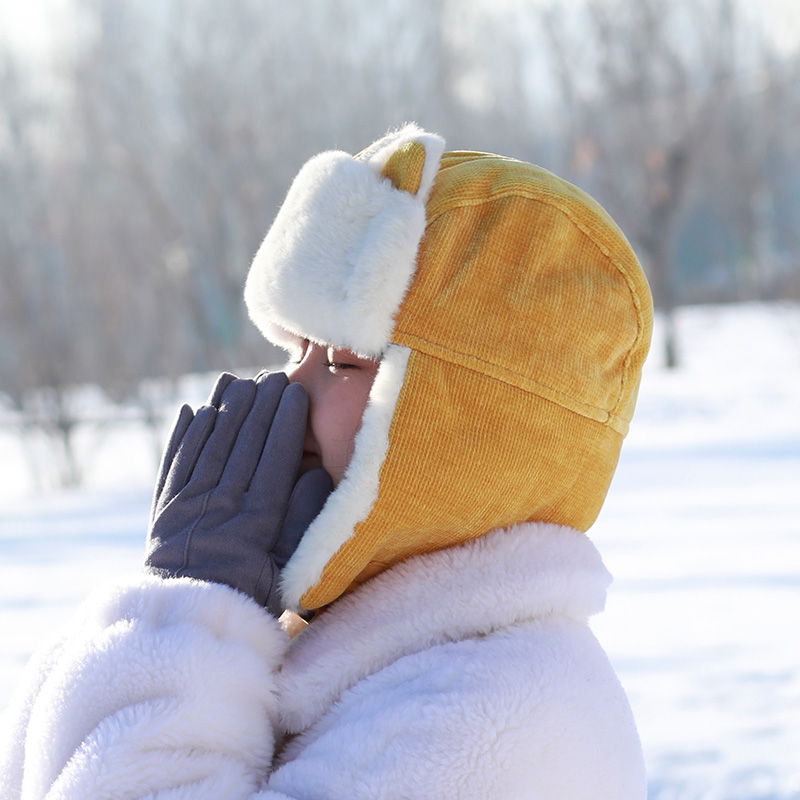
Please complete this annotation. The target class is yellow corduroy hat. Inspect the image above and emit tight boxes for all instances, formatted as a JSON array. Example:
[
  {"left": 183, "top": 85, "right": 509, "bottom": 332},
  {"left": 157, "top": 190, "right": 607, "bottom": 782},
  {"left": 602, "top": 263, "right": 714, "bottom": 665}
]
[{"left": 244, "top": 124, "right": 653, "bottom": 612}]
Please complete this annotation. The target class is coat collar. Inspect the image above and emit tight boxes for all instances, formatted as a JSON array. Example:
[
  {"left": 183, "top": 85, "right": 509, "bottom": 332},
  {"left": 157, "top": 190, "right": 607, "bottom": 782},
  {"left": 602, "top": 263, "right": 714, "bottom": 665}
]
[{"left": 277, "top": 521, "right": 611, "bottom": 733}]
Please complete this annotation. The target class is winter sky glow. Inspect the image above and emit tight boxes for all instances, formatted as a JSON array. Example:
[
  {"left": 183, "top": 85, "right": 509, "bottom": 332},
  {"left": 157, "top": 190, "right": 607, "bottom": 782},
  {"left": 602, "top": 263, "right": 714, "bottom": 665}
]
[{"left": 2, "top": 0, "right": 799, "bottom": 61}]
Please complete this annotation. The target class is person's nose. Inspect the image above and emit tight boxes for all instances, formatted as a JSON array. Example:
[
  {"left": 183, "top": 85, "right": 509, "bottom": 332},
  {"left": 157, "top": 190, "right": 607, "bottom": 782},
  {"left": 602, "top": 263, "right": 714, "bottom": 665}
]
[
  {"left": 285, "top": 344, "right": 318, "bottom": 396},
  {"left": 285, "top": 360, "right": 309, "bottom": 391}
]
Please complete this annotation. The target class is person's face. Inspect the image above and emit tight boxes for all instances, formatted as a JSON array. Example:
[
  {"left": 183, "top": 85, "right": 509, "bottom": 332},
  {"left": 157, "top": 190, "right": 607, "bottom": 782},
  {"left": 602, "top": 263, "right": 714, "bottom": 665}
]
[{"left": 285, "top": 340, "right": 379, "bottom": 486}]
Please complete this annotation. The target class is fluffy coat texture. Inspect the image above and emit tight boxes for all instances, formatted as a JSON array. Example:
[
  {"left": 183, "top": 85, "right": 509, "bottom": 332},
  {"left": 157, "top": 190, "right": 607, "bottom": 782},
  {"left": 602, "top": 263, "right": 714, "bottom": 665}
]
[{"left": 0, "top": 523, "right": 645, "bottom": 799}]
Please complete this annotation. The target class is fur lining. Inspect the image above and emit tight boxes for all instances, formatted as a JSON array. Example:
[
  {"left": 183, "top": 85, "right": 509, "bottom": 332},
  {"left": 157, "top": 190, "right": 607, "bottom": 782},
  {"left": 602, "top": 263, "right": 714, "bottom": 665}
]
[
  {"left": 280, "top": 344, "right": 412, "bottom": 612},
  {"left": 244, "top": 125, "right": 445, "bottom": 358}
]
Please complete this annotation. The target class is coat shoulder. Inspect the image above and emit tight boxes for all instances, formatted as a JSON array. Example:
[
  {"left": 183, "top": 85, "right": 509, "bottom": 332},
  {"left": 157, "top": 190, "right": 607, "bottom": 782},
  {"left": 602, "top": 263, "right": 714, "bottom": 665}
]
[{"left": 273, "top": 619, "right": 645, "bottom": 799}]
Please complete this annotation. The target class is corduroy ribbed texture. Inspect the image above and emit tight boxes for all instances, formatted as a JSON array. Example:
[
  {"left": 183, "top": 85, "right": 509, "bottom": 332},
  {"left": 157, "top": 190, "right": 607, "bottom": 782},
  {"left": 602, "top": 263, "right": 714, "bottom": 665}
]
[
  {"left": 381, "top": 142, "right": 427, "bottom": 196},
  {"left": 299, "top": 151, "right": 653, "bottom": 609}
]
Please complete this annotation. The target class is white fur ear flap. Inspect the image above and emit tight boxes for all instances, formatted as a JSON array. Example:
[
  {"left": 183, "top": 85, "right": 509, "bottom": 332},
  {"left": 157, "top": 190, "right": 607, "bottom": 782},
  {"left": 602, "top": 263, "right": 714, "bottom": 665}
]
[{"left": 244, "top": 125, "right": 445, "bottom": 357}]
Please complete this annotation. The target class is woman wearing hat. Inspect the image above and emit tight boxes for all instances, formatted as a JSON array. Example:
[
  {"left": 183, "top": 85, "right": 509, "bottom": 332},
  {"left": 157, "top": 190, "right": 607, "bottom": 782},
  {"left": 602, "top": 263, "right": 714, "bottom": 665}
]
[{"left": 1, "top": 125, "right": 651, "bottom": 799}]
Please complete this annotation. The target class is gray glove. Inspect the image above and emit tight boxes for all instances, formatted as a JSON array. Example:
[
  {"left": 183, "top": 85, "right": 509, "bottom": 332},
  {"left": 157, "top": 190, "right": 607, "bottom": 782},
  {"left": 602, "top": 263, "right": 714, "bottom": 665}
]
[{"left": 145, "top": 371, "right": 332, "bottom": 617}]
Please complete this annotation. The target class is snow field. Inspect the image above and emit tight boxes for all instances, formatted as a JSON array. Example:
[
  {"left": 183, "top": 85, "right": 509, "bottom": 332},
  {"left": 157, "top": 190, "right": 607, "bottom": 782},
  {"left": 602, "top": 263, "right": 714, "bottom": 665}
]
[{"left": 1, "top": 303, "right": 799, "bottom": 798}]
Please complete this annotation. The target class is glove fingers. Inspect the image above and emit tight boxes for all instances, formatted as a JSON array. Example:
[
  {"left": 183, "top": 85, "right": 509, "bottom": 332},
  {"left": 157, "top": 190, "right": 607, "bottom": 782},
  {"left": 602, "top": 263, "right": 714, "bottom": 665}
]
[
  {"left": 165, "top": 373, "right": 238, "bottom": 499},
  {"left": 159, "top": 404, "right": 217, "bottom": 510},
  {"left": 150, "top": 403, "right": 194, "bottom": 525},
  {"left": 207, "top": 372, "right": 238, "bottom": 407},
  {"left": 261, "top": 469, "right": 332, "bottom": 615},
  {"left": 272, "top": 467, "right": 333, "bottom": 570},
  {"left": 191, "top": 379, "right": 258, "bottom": 494},
  {"left": 249, "top": 382, "right": 308, "bottom": 514},
  {"left": 219, "top": 372, "right": 289, "bottom": 491}
]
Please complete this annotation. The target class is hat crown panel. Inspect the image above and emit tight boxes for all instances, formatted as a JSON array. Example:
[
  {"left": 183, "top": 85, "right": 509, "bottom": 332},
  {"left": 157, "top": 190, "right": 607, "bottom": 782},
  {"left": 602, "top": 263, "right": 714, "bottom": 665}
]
[{"left": 392, "top": 154, "right": 652, "bottom": 433}]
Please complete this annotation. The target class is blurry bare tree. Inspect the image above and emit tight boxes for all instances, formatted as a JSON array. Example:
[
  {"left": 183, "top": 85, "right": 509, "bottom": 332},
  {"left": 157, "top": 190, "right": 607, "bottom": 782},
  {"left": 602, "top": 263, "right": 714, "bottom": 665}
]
[
  {"left": 1, "top": 0, "right": 799, "bottom": 486},
  {"left": 0, "top": 52, "right": 88, "bottom": 486},
  {"left": 0, "top": 0, "right": 464, "bottom": 486},
  {"left": 714, "top": 44, "right": 800, "bottom": 302},
  {"left": 531, "top": 0, "right": 800, "bottom": 365},
  {"left": 537, "top": 0, "right": 733, "bottom": 365}
]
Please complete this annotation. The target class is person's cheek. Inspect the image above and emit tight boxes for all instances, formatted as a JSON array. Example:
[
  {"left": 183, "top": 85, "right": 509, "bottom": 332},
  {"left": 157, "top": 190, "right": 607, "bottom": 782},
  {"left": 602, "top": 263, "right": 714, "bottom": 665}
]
[{"left": 316, "top": 404, "right": 343, "bottom": 481}]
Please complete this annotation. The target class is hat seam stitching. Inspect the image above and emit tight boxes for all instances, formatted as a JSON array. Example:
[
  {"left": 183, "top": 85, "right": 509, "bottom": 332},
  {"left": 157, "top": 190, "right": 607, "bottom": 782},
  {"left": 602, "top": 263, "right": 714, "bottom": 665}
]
[
  {"left": 424, "top": 188, "right": 646, "bottom": 420},
  {"left": 391, "top": 330, "right": 630, "bottom": 436},
  {"left": 611, "top": 260, "right": 650, "bottom": 418}
]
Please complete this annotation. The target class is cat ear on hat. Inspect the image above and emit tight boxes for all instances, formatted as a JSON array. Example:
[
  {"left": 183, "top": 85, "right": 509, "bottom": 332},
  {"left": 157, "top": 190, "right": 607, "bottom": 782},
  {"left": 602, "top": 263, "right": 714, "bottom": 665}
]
[
  {"left": 381, "top": 142, "right": 429, "bottom": 196},
  {"left": 357, "top": 124, "right": 444, "bottom": 203}
]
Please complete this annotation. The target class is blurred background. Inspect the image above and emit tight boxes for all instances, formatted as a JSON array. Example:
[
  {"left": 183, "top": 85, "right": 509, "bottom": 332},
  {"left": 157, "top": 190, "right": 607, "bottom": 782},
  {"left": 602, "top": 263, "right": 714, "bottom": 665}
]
[
  {"left": 1, "top": 1, "right": 799, "bottom": 797},
  {"left": 1, "top": 0, "right": 799, "bottom": 490}
]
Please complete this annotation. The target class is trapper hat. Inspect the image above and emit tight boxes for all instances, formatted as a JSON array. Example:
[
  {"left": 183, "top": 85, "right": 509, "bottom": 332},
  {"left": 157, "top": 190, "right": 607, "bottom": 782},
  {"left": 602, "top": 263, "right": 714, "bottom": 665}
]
[{"left": 245, "top": 124, "right": 653, "bottom": 612}]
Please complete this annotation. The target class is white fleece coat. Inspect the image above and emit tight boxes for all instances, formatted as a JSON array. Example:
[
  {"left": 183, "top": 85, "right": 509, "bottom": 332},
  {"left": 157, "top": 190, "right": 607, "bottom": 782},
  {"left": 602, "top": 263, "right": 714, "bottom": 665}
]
[{"left": 0, "top": 522, "right": 646, "bottom": 799}]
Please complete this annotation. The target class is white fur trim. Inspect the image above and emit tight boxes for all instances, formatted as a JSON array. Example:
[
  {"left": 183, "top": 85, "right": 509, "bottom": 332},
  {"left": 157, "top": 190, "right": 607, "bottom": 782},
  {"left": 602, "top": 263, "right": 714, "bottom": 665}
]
[
  {"left": 244, "top": 125, "right": 445, "bottom": 358},
  {"left": 280, "top": 344, "right": 411, "bottom": 611}
]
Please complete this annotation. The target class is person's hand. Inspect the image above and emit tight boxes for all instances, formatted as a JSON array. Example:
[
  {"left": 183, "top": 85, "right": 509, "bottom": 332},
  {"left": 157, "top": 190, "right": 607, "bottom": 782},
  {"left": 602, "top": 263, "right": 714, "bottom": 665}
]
[{"left": 144, "top": 372, "right": 332, "bottom": 617}]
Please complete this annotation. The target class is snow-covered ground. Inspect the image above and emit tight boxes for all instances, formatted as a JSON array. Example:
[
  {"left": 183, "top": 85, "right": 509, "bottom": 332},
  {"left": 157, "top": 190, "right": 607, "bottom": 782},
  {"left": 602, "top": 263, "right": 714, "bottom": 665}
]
[{"left": 1, "top": 302, "right": 799, "bottom": 799}]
